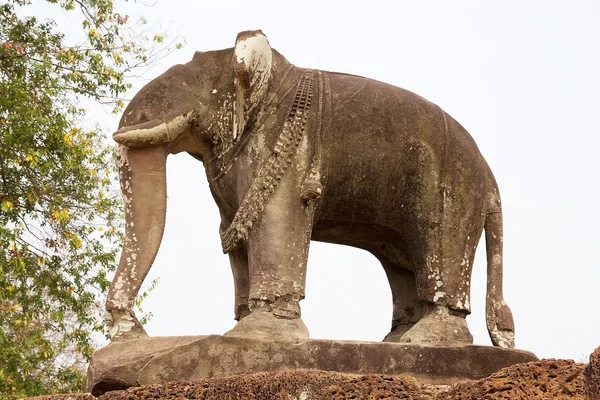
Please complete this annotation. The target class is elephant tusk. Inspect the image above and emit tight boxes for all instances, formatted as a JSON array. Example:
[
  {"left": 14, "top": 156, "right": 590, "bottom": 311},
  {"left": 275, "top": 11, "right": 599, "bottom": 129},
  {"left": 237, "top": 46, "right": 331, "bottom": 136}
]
[{"left": 113, "top": 112, "right": 195, "bottom": 148}]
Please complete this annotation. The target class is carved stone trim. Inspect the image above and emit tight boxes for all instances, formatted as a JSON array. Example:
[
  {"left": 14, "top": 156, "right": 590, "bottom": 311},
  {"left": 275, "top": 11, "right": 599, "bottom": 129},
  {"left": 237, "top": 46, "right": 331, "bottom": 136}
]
[{"left": 220, "top": 71, "right": 316, "bottom": 253}]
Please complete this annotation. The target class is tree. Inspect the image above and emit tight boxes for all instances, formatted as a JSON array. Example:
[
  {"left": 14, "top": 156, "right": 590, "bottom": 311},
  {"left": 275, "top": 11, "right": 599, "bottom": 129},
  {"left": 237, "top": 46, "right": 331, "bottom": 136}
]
[{"left": 0, "top": 1, "right": 178, "bottom": 397}]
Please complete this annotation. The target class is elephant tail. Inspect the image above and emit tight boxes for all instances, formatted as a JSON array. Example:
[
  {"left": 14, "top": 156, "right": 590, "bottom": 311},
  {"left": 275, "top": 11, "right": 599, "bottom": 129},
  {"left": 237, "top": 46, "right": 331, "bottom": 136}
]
[{"left": 483, "top": 176, "right": 516, "bottom": 348}]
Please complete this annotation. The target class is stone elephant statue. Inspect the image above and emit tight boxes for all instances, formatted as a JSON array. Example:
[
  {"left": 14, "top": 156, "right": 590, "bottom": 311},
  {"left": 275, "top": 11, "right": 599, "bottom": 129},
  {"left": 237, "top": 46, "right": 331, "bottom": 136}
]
[{"left": 106, "top": 30, "right": 515, "bottom": 348}]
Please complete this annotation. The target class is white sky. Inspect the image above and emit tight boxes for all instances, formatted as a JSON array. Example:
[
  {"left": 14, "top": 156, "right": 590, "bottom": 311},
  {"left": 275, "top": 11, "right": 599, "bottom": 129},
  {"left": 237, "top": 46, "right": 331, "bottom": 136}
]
[{"left": 38, "top": 0, "right": 600, "bottom": 362}]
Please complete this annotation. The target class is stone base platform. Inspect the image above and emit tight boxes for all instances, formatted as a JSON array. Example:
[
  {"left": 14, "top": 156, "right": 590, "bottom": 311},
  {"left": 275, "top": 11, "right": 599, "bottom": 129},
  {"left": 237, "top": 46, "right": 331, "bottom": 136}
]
[{"left": 86, "top": 335, "right": 537, "bottom": 396}]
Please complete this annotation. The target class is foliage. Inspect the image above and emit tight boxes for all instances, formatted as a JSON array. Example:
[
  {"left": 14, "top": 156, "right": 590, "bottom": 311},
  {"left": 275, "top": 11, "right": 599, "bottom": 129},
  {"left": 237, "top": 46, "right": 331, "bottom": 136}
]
[{"left": 0, "top": 0, "right": 178, "bottom": 398}]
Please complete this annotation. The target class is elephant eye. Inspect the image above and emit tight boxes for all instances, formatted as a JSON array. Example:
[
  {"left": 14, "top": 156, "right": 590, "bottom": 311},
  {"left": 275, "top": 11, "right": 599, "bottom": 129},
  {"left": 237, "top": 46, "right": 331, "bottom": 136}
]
[{"left": 137, "top": 112, "right": 149, "bottom": 123}]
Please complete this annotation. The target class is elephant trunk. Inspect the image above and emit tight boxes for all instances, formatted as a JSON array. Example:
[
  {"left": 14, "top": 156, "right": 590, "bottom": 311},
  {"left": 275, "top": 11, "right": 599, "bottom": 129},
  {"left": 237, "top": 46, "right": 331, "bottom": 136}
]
[{"left": 106, "top": 143, "right": 168, "bottom": 338}]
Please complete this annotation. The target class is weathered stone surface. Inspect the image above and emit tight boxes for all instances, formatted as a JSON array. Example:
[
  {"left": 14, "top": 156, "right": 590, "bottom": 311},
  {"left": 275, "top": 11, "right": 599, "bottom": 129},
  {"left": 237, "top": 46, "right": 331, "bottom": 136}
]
[
  {"left": 97, "top": 371, "right": 434, "bottom": 400},
  {"left": 23, "top": 395, "right": 95, "bottom": 400},
  {"left": 441, "top": 359, "right": 586, "bottom": 399},
  {"left": 28, "top": 360, "right": 586, "bottom": 399},
  {"left": 587, "top": 346, "right": 600, "bottom": 399},
  {"left": 86, "top": 335, "right": 536, "bottom": 396}
]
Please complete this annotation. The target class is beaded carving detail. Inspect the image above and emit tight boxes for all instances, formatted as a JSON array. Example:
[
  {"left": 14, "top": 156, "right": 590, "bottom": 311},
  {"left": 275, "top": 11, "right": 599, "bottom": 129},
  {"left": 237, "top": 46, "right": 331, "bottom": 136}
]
[{"left": 220, "top": 71, "right": 315, "bottom": 253}]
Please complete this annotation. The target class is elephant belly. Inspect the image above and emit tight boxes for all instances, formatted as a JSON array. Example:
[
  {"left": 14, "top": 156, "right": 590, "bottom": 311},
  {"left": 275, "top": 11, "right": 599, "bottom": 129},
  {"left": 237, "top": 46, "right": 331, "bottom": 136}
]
[{"left": 314, "top": 135, "right": 438, "bottom": 267}]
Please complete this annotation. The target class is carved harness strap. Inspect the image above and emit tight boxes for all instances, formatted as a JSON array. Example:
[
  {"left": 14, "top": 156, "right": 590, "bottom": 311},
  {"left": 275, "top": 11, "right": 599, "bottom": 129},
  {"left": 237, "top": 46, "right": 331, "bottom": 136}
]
[{"left": 220, "top": 70, "right": 321, "bottom": 253}]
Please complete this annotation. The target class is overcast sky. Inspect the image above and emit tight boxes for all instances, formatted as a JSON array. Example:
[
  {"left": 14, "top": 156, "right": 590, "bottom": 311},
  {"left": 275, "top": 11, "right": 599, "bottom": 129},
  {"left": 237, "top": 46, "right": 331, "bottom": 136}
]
[{"left": 40, "top": 0, "right": 600, "bottom": 362}]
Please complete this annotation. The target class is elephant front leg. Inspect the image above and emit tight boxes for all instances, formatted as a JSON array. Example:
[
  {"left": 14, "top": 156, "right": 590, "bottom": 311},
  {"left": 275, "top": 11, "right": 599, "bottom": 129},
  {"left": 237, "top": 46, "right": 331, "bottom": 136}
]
[{"left": 225, "top": 181, "right": 313, "bottom": 341}]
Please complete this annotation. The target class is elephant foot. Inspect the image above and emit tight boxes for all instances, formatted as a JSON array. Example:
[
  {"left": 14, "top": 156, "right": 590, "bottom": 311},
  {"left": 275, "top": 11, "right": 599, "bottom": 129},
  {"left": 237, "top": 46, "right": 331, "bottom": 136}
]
[
  {"left": 382, "top": 323, "right": 414, "bottom": 343},
  {"left": 235, "top": 303, "right": 251, "bottom": 321},
  {"left": 399, "top": 305, "right": 473, "bottom": 346},
  {"left": 225, "top": 309, "right": 309, "bottom": 341},
  {"left": 106, "top": 309, "right": 148, "bottom": 341}
]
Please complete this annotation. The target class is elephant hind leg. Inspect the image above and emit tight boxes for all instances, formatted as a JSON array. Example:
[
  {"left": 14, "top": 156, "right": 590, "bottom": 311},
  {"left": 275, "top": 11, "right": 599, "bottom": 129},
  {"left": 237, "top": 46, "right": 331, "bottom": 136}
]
[
  {"left": 397, "top": 223, "right": 482, "bottom": 345},
  {"left": 379, "top": 258, "right": 426, "bottom": 343},
  {"left": 228, "top": 247, "right": 250, "bottom": 321}
]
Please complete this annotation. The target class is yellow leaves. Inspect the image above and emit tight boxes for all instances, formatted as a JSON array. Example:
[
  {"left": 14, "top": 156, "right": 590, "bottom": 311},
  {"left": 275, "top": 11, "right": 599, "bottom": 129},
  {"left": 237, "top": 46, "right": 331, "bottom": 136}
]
[
  {"left": 112, "top": 100, "right": 126, "bottom": 115},
  {"left": 25, "top": 153, "right": 38, "bottom": 166},
  {"left": 59, "top": 47, "right": 77, "bottom": 64},
  {"left": 112, "top": 52, "right": 122, "bottom": 64},
  {"left": 68, "top": 127, "right": 81, "bottom": 138},
  {"left": 0, "top": 371, "right": 17, "bottom": 392},
  {"left": 96, "top": 9, "right": 106, "bottom": 22},
  {"left": 88, "top": 28, "right": 101, "bottom": 40},
  {"left": 71, "top": 236, "right": 82, "bottom": 249},
  {"left": 1, "top": 200, "right": 14, "bottom": 212},
  {"left": 153, "top": 34, "right": 164, "bottom": 44},
  {"left": 63, "top": 134, "right": 72, "bottom": 146},
  {"left": 65, "top": 232, "right": 82, "bottom": 249},
  {"left": 51, "top": 209, "right": 70, "bottom": 223}
]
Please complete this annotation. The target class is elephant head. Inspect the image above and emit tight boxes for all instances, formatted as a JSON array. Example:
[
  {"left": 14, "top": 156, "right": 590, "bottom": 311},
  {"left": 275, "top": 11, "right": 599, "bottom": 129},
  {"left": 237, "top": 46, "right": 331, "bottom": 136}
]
[{"left": 105, "top": 30, "right": 282, "bottom": 339}]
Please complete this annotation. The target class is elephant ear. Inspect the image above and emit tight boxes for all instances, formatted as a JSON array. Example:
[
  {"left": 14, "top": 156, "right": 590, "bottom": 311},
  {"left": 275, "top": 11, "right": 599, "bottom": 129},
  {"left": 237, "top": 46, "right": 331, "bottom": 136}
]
[{"left": 232, "top": 30, "right": 273, "bottom": 140}]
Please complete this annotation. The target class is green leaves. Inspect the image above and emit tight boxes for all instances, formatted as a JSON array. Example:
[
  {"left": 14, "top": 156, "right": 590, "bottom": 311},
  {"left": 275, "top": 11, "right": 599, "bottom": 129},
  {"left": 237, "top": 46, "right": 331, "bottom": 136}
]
[{"left": 0, "top": 0, "right": 180, "bottom": 398}]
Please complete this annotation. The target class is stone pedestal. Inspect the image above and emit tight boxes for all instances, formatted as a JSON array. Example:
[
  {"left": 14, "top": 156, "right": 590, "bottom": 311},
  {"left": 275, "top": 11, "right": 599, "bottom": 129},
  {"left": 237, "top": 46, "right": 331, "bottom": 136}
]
[{"left": 86, "top": 335, "right": 537, "bottom": 396}]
